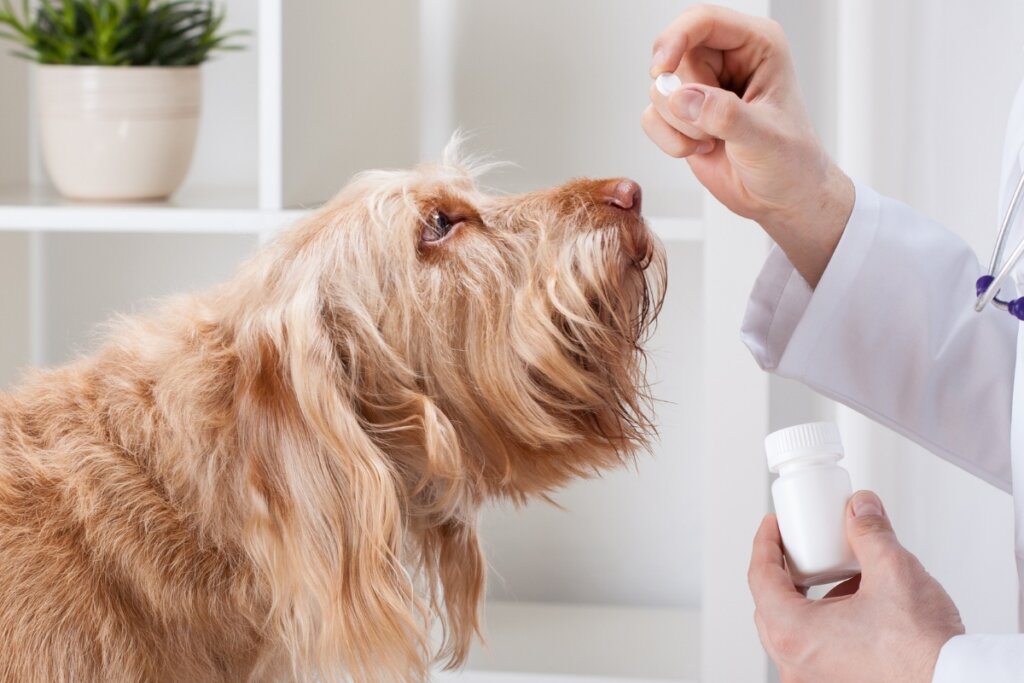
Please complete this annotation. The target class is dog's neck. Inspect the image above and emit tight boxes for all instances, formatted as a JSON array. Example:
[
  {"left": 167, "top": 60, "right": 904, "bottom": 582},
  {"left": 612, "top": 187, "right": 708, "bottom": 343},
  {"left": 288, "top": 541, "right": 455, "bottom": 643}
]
[{"left": 0, "top": 239, "right": 485, "bottom": 680}]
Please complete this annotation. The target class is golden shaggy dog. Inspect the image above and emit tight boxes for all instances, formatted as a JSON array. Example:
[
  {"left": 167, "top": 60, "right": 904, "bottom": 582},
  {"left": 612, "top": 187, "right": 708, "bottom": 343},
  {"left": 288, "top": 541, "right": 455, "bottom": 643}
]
[{"left": 0, "top": 143, "right": 665, "bottom": 682}]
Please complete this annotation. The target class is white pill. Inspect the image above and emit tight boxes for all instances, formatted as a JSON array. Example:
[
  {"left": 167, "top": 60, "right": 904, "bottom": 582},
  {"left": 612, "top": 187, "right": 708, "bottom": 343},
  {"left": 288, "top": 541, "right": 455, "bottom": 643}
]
[{"left": 654, "top": 72, "right": 683, "bottom": 97}]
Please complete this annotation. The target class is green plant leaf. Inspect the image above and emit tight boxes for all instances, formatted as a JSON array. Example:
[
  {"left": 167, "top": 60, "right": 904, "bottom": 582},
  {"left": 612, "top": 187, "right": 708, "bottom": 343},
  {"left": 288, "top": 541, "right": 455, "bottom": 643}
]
[{"left": 0, "top": 0, "right": 243, "bottom": 65}]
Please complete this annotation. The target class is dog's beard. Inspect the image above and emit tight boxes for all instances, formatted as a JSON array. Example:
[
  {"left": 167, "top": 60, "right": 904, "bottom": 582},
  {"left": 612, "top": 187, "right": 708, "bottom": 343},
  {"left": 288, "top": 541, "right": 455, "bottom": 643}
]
[
  {"left": 540, "top": 223, "right": 665, "bottom": 450},
  {"left": 408, "top": 212, "right": 667, "bottom": 500}
]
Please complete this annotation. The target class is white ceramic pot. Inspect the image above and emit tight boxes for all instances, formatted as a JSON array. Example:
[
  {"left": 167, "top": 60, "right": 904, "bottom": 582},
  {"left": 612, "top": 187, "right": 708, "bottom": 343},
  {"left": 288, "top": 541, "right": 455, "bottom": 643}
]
[{"left": 36, "top": 65, "right": 200, "bottom": 201}]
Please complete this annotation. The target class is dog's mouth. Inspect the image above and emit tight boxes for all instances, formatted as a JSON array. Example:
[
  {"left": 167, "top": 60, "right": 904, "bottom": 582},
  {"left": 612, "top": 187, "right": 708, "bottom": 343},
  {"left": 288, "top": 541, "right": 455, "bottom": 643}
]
[
  {"left": 556, "top": 216, "right": 662, "bottom": 356},
  {"left": 597, "top": 210, "right": 655, "bottom": 271},
  {"left": 630, "top": 221, "right": 656, "bottom": 272},
  {"left": 562, "top": 263, "right": 657, "bottom": 365},
  {"left": 545, "top": 270, "right": 659, "bottom": 448}
]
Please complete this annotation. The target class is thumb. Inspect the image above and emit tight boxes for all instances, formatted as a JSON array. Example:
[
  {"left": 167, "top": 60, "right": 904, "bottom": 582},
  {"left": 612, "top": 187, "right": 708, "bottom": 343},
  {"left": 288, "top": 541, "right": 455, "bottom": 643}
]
[
  {"left": 667, "top": 85, "right": 759, "bottom": 144},
  {"left": 845, "top": 490, "right": 903, "bottom": 576}
]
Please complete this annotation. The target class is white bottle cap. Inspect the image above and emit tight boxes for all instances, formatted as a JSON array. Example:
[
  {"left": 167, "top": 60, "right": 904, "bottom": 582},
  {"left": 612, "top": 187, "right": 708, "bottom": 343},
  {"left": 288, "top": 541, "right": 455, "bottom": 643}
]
[
  {"left": 655, "top": 72, "right": 683, "bottom": 96},
  {"left": 765, "top": 422, "right": 844, "bottom": 473}
]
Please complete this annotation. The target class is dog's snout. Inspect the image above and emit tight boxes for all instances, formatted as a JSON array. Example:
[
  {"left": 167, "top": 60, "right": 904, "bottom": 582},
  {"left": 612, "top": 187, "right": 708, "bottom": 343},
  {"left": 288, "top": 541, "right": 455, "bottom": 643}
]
[{"left": 599, "top": 178, "right": 642, "bottom": 215}]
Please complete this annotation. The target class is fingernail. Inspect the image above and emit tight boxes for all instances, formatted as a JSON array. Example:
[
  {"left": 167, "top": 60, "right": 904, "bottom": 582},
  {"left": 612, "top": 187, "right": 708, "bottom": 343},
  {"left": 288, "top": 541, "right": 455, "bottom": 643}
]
[
  {"left": 671, "top": 89, "right": 705, "bottom": 122},
  {"left": 852, "top": 491, "right": 883, "bottom": 518},
  {"left": 651, "top": 47, "right": 666, "bottom": 72},
  {"left": 696, "top": 140, "right": 714, "bottom": 154}
]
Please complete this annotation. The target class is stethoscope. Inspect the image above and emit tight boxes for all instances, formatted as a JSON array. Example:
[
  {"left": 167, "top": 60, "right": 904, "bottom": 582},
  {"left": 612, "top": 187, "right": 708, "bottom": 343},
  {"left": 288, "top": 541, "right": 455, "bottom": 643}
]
[{"left": 977, "top": 171, "right": 1024, "bottom": 318}]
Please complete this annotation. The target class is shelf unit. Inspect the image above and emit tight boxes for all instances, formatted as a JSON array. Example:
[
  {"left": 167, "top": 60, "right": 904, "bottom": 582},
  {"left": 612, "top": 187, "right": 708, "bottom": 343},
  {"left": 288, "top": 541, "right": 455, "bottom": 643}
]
[{"left": 0, "top": 1, "right": 772, "bottom": 681}]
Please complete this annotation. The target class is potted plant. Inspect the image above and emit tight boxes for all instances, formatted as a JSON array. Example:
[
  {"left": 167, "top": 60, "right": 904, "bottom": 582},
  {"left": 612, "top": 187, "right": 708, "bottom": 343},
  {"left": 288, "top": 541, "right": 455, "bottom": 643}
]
[{"left": 0, "top": 0, "right": 242, "bottom": 201}]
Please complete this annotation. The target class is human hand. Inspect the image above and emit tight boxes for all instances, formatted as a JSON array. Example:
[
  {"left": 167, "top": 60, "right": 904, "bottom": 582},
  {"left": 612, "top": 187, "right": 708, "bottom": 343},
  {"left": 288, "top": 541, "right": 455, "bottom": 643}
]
[
  {"left": 748, "top": 490, "right": 965, "bottom": 683},
  {"left": 642, "top": 4, "right": 854, "bottom": 286}
]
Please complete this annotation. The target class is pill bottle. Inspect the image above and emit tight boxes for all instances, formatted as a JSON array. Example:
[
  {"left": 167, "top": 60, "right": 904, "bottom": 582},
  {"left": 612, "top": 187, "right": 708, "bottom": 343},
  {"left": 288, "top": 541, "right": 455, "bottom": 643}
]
[{"left": 765, "top": 422, "right": 860, "bottom": 587}]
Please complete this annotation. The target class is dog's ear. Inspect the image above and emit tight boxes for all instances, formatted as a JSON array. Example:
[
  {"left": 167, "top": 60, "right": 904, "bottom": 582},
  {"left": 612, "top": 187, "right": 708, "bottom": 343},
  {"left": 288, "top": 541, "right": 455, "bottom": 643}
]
[
  {"left": 234, "top": 289, "right": 432, "bottom": 682},
  {"left": 424, "top": 518, "right": 486, "bottom": 671},
  {"left": 404, "top": 393, "right": 485, "bottom": 668}
]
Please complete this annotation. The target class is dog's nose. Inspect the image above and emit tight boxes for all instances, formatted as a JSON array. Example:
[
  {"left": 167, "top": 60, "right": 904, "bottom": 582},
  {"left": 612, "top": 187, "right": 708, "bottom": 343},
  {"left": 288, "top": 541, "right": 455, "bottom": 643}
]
[{"left": 599, "top": 179, "right": 642, "bottom": 215}]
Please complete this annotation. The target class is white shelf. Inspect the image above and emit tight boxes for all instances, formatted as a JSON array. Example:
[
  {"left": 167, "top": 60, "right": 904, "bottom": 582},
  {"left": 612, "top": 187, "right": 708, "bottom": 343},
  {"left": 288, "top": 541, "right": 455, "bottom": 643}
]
[
  {"left": 0, "top": 185, "right": 702, "bottom": 243},
  {"left": 0, "top": 184, "right": 304, "bottom": 234},
  {"left": 433, "top": 601, "right": 698, "bottom": 683}
]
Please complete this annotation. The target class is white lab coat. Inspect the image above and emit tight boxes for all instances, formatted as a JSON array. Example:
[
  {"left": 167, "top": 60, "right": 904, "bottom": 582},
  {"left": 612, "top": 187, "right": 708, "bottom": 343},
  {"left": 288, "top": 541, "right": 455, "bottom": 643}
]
[{"left": 741, "top": 78, "right": 1024, "bottom": 680}]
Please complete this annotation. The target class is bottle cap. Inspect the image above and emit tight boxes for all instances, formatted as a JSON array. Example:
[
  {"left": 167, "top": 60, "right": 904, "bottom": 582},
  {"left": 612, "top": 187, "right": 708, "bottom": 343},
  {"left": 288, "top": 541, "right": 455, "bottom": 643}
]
[{"left": 765, "top": 422, "right": 844, "bottom": 473}]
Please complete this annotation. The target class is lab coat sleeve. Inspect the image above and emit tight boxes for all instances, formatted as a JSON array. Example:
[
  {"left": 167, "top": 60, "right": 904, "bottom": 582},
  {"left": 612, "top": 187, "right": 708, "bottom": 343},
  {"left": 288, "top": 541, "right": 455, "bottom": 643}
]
[
  {"left": 932, "top": 634, "right": 1024, "bottom": 682},
  {"left": 741, "top": 183, "right": 1017, "bottom": 492}
]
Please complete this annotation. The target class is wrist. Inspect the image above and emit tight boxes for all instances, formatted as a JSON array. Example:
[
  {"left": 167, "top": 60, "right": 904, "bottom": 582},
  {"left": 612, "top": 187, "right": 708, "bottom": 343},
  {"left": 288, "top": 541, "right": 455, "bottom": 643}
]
[
  {"left": 919, "top": 630, "right": 961, "bottom": 683},
  {"left": 760, "top": 163, "right": 855, "bottom": 287}
]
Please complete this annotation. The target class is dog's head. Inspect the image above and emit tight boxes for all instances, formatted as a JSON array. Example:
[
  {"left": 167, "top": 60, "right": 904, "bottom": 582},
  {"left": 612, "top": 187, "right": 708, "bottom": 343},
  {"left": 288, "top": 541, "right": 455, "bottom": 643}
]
[
  {"left": 281, "top": 142, "right": 665, "bottom": 502},
  {"left": 234, "top": 139, "right": 665, "bottom": 680}
]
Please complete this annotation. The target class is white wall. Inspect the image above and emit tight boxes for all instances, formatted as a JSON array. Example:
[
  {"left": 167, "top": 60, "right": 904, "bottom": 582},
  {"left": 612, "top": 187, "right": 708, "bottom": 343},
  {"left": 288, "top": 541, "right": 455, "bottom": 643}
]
[
  {"left": 0, "top": 235, "right": 29, "bottom": 388},
  {"left": 449, "top": 0, "right": 704, "bottom": 218},
  {"left": 0, "top": 47, "right": 31, "bottom": 387},
  {"left": 0, "top": 39, "right": 28, "bottom": 187},
  {"left": 281, "top": 0, "right": 421, "bottom": 207},
  {"left": 183, "top": 0, "right": 258, "bottom": 193},
  {"left": 37, "top": 233, "right": 256, "bottom": 366}
]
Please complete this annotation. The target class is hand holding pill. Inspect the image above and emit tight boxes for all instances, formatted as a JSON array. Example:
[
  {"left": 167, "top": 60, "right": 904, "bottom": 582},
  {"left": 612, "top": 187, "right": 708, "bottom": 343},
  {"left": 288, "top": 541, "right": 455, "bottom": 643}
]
[{"left": 641, "top": 4, "right": 855, "bottom": 288}]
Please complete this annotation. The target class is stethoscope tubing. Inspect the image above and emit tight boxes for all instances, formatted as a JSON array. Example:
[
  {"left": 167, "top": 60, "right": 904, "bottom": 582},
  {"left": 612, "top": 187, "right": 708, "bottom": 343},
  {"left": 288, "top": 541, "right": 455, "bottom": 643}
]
[{"left": 977, "top": 171, "right": 1024, "bottom": 313}]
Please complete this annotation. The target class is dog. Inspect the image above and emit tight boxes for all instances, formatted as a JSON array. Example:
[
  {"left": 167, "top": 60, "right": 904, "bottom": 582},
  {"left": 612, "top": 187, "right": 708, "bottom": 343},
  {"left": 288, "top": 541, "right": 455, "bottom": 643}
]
[{"left": 0, "top": 141, "right": 666, "bottom": 682}]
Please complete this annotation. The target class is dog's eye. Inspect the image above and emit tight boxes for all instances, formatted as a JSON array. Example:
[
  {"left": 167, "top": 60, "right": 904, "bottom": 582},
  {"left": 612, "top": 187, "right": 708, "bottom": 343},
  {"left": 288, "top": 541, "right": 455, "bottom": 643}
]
[{"left": 423, "top": 211, "right": 457, "bottom": 243}]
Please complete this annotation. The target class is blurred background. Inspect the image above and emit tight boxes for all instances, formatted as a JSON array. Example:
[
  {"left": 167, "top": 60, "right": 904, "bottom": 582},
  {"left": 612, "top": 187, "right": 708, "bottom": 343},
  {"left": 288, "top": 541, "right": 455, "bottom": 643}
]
[{"left": 1, "top": 1, "right": 1023, "bottom": 682}]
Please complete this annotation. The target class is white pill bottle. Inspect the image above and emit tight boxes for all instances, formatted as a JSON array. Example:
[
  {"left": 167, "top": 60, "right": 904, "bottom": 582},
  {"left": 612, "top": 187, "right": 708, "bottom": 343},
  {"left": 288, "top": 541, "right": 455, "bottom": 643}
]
[{"left": 765, "top": 422, "right": 860, "bottom": 587}]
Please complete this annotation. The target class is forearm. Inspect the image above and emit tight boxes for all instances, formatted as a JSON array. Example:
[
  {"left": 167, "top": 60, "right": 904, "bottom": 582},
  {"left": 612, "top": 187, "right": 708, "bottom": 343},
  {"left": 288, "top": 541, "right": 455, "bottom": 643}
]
[
  {"left": 743, "top": 183, "right": 1016, "bottom": 490},
  {"left": 760, "top": 163, "right": 855, "bottom": 288}
]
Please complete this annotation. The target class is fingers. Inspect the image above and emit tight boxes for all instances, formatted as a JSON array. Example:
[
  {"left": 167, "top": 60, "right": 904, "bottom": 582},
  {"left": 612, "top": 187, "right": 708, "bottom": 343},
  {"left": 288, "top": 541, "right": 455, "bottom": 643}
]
[
  {"left": 845, "top": 490, "right": 905, "bottom": 584},
  {"left": 652, "top": 45, "right": 724, "bottom": 141},
  {"left": 681, "top": 84, "right": 763, "bottom": 144},
  {"left": 641, "top": 105, "right": 713, "bottom": 158},
  {"left": 648, "top": 6, "right": 784, "bottom": 159},
  {"left": 748, "top": 514, "right": 803, "bottom": 615},
  {"left": 649, "top": 82, "right": 714, "bottom": 144},
  {"left": 650, "top": 4, "right": 774, "bottom": 77},
  {"left": 650, "top": 78, "right": 763, "bottom": 149}
]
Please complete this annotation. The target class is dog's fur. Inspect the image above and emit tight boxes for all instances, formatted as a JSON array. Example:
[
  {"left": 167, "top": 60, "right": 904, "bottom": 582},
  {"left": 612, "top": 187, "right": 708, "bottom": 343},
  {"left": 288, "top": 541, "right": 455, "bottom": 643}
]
[{"left": 0, "top": 142, "right": 665, "bottom": 682}]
